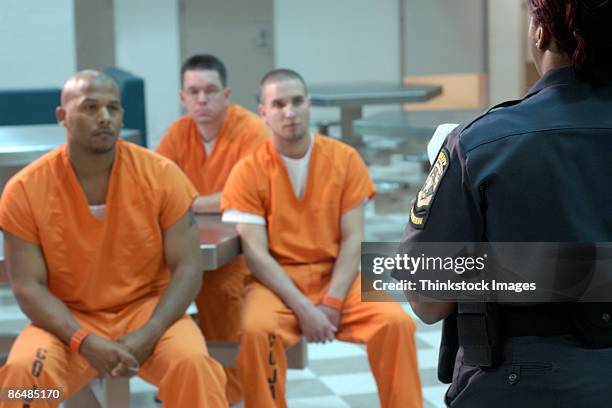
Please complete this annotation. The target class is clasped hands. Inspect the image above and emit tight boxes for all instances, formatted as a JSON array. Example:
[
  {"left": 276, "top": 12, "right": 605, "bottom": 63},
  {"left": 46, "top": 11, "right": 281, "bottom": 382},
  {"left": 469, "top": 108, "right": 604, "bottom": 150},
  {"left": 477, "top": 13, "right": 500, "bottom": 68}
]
[
  {"left": 79, "top": 322, "right": 162, "bottom": 378},
  {"left": 297, "top": 303, "right": 341, "bottom": 344}
]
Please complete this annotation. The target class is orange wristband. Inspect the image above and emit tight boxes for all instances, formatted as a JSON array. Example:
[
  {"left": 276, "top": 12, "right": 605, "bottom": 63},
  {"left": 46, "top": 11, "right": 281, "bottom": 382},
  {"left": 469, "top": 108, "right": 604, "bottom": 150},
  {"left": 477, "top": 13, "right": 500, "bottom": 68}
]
[
  {"left": 322, "top": 295, "right": 344, "bottom": 311},
  {"left": 69, "top": 328, "right": 90, "bottom": 353}
]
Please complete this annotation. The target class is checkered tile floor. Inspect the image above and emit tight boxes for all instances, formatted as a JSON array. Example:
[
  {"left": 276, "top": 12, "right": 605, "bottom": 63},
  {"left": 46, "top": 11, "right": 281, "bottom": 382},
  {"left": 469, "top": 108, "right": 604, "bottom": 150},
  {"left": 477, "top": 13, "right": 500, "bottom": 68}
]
[
  {"left": 125, "top": 306, "right": 445, "bottom": 408},
  {"left": 281, "top": 307, "right": 445, "bottom": 408}
]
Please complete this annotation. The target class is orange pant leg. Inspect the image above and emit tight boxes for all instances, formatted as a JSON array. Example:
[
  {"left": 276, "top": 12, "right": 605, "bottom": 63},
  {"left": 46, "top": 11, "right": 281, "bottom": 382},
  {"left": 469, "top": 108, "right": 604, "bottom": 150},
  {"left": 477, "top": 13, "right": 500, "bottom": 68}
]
[
  {"left": 134, "top": 313, "right": 227, "bottom": 408},
  {"left": 335, "top": 276, "right": 423, "bottom": 408},
  {"left": 0, "top": 324, "right": 96, "bottom": 408},
  {"left": 196, "top": 256, "right": 248, "bottom": 404},
  {"left": 238, "top": 281, "right": 302, "bottom": 408}
]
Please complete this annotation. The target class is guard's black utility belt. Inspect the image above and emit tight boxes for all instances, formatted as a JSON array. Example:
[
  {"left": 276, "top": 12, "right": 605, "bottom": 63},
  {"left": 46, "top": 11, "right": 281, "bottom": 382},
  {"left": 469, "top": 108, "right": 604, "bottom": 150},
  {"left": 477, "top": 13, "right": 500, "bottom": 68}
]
[
  {"left": 500, "top": 303, "right": 575, "bottom": 337},
  {"left": 501, "top": 302, "right": 612, "bottom": 348},
  {"left": 437, "top": 302, "right": 612, "bottom": 382}
]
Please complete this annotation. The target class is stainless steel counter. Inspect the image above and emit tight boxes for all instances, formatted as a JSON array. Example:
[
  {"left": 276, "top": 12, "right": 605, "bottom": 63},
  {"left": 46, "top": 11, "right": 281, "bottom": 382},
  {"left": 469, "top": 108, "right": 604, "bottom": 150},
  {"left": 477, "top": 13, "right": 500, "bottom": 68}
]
[{"left": 0, "top": 124, "right": 140, "bottom": 166}]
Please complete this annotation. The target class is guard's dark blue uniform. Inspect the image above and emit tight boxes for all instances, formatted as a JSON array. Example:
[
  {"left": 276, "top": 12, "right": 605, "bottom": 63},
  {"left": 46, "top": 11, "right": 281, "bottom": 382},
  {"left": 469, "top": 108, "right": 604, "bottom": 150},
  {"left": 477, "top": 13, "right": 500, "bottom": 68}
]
[{"left": 395, "top": 66, "right": 612, "bottom": 407}]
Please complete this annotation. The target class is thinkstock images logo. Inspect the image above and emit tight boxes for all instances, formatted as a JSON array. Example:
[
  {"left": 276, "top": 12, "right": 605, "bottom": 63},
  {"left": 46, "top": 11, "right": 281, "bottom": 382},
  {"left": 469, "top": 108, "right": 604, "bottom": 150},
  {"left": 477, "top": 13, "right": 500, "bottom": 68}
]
[
  {"left": 363, "top": 242, "right": 612, "bottom": 303},
  {"left": 371, "top": 253, "right": 488, "bottom": 275}
]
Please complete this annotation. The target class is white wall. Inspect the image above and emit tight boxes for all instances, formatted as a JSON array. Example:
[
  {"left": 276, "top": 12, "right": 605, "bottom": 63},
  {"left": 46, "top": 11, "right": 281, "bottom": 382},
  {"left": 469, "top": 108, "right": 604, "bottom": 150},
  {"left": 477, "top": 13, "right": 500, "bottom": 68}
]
[
  {"left": 114, "top": 0, "right": 182, "bottom": 148},
  {"left": 274, "top": 0, "right": 400, "bottom": 84},
  {"left": 0, "top": 0, "right": 76, "bottom": 89},
  {"left": 274, "top": 0, "right": 401, "bottom": 128}
]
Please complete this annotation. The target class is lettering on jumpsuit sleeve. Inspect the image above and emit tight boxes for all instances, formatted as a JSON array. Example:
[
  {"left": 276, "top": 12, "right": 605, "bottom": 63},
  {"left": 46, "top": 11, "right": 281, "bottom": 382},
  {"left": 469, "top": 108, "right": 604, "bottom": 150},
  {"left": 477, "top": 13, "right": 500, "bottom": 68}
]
[{"left": 409, "top": 147, "right": 451, "bottom": 229}]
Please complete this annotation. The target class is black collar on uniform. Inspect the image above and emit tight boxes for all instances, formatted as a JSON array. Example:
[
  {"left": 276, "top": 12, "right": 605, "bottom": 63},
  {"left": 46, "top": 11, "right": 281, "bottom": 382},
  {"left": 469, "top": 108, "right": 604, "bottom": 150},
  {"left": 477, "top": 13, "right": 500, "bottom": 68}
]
[{"left": 524, "top": 66, "right": 576, "bottom": 98}]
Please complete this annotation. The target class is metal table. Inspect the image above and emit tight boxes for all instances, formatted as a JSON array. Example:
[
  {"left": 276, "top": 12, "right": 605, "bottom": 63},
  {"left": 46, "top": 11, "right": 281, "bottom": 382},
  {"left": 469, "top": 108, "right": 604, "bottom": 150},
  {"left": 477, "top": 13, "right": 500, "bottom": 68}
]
[
  {"left": 196, "top": 214, "right": 241, "bottom": 271},
  {"left": 0, "top": 125, "right": 140, "bottom": 195},
  {"left": 352, "top": 109, "right": 483, "bottom": 155},
  {"left": 0, "top": 214, "right": 240, "bottom": 284},
  {"left": 309, "top": 82, "right": 442, "bottom": 140}
]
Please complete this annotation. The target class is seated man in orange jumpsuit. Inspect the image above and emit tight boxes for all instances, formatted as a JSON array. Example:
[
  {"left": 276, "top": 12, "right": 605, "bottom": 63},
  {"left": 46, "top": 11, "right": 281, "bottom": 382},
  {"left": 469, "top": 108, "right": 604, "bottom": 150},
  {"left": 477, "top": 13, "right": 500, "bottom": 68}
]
[
  {"left": 0, "top": 71, "right": 227, "bottom": 408},
  {"left": 221, "top": 69, "right": 423, "bottom": 408},
  {"left": 156, "top": 54, "right": 269, "bottom": 404}
]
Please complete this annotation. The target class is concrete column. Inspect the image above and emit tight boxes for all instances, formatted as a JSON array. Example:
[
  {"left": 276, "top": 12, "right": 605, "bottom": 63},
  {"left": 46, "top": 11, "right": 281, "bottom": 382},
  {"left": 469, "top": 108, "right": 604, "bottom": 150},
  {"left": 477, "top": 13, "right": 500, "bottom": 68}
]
[
  {"left": 402, "top": 0, "right": 488, "bottom": 110},
  {"left": 488, "top": 0, "right": 527, "bottom": 105},
  {"left": 74, "top": 0, "right": 115, "bottom": 70},
  {"left": 274, "top": 0, "right": 400, "bottom": 128},
  {"left": 274, "top": 0, "right": 400, "bottom": 84},
  {"left": 403, "top": 0, "right": 487, "bottom": 76}
]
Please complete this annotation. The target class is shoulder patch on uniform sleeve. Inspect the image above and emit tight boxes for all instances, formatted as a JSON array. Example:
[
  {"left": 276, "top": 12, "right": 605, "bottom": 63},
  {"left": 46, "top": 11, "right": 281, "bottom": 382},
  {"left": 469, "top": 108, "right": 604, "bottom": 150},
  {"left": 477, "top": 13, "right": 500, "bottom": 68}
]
[{"left": 409, "top": 147, "right": 450, "bottom": 229}]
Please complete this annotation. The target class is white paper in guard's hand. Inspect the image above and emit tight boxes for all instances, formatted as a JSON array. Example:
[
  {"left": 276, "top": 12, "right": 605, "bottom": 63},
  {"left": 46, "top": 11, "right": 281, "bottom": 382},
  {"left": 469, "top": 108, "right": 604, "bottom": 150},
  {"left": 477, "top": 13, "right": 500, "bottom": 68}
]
[{"left": 427, "top": 123, "right": 460, "bottom": 164}]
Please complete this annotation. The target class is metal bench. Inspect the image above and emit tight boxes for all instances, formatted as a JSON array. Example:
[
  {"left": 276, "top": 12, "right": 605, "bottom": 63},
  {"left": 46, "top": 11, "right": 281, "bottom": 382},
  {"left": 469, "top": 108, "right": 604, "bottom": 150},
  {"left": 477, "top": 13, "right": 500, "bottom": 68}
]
[
  {"left": 61, "top": 339, "right": 307, "bottom": 407},
  {"left": 207, "top": 338, "right": 308, "bottom": 370},
  {"left": 355, "top": 108, "right": 482, "bottom": 164},
  {"left": 353, "top": 109, "right": 483, "bottom": 143},
  {"left": 355, "top": 108, "right": 483, "bottom": 172},
  {"left": 0, "top": 300, "right": 308, "bottom": 408}
]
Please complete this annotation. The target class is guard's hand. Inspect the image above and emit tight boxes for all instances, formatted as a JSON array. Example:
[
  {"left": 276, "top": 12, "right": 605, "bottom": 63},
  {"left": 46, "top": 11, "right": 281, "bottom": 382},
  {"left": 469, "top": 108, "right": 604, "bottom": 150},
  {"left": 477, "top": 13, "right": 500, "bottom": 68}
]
[
  {"left": 79, "top": 334, "right": 139, "bottom": 378},
  {"left": 296, "top": 303, "right": 337, "bottom": 344},
  {"left": 116, "top": 322, "right": 163, "bottom": 366},
  {"left": 316, "top": 304, "right": 341, "bottom": 330}
]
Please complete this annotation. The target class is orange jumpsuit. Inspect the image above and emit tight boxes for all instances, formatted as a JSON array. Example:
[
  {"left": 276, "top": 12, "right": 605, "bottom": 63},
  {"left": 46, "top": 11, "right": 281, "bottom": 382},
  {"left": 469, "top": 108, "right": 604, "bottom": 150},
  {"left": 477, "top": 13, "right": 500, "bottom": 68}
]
[
  {"left": 221, "top": 135, "right": 423, "bottom": 408},
  {"left": 0, "top": 141, "right": 227, "bottom": 407},
  {"left": 156, "top": 104, "right": 269, "bottom": 403}
]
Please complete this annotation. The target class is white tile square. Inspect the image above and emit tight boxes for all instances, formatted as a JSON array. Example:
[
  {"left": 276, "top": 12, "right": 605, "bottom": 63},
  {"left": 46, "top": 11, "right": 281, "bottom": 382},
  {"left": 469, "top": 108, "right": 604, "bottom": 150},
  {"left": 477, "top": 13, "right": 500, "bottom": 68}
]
[
  {"left": 422, "top": 385, "right": 449, "bottom": 408},
  {"left": 417, "top": 349, "right": 439, "bottom": 370},
  {"left": 287, "top": 368, "right": 317, "bottom": 381},
  {"left": 416, "top": 331, "right": 442, "bottom": 348},
  {"left": 130, "top": 376, "right": 157, "bottom": 393},
  {"left": 286, "top": 395, "right": 351, "bottom": 408},
  {"left": 0, "top": 305, "right": 27, "bottom": 321},
  {"left": 401, "top": 303, "right": 416, "bottom": 316},
  {"left": 307, "top": 341, "right": 366, "bottom": 361},
  {"left": 318, "top": 372, "right": 377, "bottom": 396}
]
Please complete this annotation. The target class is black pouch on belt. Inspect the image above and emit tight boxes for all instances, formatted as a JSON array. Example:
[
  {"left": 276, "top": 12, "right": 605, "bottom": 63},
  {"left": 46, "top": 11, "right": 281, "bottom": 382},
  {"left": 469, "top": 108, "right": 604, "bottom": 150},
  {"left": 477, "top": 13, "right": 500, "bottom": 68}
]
[
  {"left": 437, "top": 312, "right": 459, "bottom": 384},
  {"left": 457, "top": 302, "right": 502, "bottom": 367}
]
